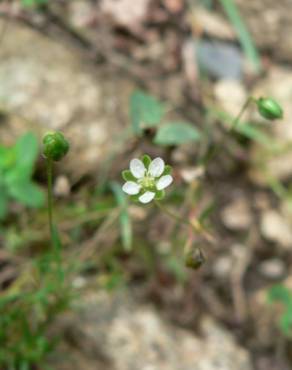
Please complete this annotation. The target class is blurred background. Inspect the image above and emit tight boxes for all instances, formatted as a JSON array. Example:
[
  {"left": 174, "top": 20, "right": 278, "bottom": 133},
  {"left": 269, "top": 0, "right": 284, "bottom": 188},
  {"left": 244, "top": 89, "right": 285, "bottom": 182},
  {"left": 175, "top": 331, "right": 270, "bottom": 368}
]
[{"left": 0, "top": 1, "right": 292, "bottom": 369}]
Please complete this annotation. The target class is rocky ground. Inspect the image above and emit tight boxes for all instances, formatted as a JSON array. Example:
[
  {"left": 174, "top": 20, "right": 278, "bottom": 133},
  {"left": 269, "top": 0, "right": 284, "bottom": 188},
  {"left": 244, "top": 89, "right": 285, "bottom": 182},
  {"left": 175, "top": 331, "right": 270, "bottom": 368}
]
[
  {"left": 49, "top": 291, "right": 253, "bottom": 370},
  {"left": 1, "top": 1, "right": 292, "bottom": 369}
]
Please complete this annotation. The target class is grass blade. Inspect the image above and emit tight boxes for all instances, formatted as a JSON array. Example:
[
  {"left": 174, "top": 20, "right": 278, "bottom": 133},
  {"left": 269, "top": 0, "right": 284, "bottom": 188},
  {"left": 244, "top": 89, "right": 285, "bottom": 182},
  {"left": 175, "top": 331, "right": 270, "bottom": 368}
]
[
  {"left": 219, "top": 0, "right": 261, "bottom": 73},
  {"left": 110, "top": 182, "right": 132, "bottom": 251}
]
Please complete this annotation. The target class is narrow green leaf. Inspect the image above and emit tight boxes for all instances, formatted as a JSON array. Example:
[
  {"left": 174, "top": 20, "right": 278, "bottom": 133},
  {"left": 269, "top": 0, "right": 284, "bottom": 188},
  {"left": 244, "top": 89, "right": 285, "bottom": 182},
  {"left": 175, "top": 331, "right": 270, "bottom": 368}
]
[
  {"left": 268, "top": 285, "right": 291, "bottom": 306},
  {"left": 21, "top": 0, "right": 48, "bottom": 7},
  {"left": 8, "top": 181, "right": 44, "bottom": 208},
  {"left": 20, "top": 361, "right": 30, "bottom": 370},
  {"left": 210, "top": 107, "right": 276, "bottom": 148},
  {"left": 165, "top": 256, "right": 187, "bottom": 283},
  {"left": 0, "top": 190, "right": 8, "bottom": 220},
  {"left": 122, "top": 170, "right": 136, "bottom": 182},
  {"left": 154, "top": 122, "right": 202, "bottom": 146},
  {"left": 162, "top": 165, "right": 172, "bottom": 176},
  {"left": 219, "top": 0, "right": 261, "bottom": 73},
  {"left": 237, "top": 123, "right": 275, "bottom": 147},
  {"left": 0, "top": 146, "right": 16, "bottom": 170},
  {"left": 199, "top": 201, "right": 216, "bottom": 224},
  {"left": 15, "top": 132, "right": 39, "bottom": 178},
  {"left": 130, "top": 90, "right": 165, "bottom": 135},
  {"left": 52, "top": 224, "right": 62, "bottom": 252},
  {"left": 110, "top": 182, "right": 132, "bottom": 251},
  {"left": 155, "top": 190, "right": 165, "bottom": 200},
  {"left": 142, "top": 154, "right": 151, "bottom": 169},
  {"left": 130, "top": 194, "right": 140, "bottom": 202},
  {"left": 280, "top": 312, "right": 292, "bottom": 336}
]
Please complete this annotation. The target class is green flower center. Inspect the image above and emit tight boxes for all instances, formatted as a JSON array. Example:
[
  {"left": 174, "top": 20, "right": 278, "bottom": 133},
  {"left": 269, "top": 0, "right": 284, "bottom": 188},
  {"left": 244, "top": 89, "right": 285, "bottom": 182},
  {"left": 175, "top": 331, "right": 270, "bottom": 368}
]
[{"left": 139, "top": 176, "right": 156, "bottom": 189}]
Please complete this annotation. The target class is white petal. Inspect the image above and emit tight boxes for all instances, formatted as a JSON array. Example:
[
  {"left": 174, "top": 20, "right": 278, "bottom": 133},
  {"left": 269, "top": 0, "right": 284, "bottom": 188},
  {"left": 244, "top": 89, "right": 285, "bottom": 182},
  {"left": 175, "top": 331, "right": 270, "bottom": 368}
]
[
  {"left": 156, "top": 175, "right": 173, "bottom": 190},
  {"left": 139, "top": 191, "right": 155, "bottom": 204},
  {"left": 130, "top": 159, "right": 146, "bottom": 179},
  {"left": 122, "top": 181, "right": 141, "bottom": 195},
  {"left": 149, "top": 157, "right": 165, "bottom": 177}
]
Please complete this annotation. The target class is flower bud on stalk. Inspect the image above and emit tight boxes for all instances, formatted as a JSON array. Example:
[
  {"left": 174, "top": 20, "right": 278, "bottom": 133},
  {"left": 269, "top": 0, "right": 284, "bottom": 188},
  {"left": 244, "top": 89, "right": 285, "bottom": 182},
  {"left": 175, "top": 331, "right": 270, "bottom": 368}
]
[
  {"left": 43, "top": 131, "right": 70, "bottom": 161},
  {"left": 256, "top": 97, "right": 283, "bottom": 121},
  {"left": 185, "top": 247, "right": 205, "bottom": 270}
]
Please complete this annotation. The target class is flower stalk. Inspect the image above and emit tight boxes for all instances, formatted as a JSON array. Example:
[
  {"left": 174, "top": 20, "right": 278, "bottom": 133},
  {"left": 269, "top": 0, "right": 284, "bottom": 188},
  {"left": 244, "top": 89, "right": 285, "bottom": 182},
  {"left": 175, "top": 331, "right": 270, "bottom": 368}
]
[
  {"left": 154, "top": 201, "right": 215, "bottom": 243},
  {"left": 230, "top": 96, "right": 255, "bottom": 131},
  {"left": 47, "top": 157, "right": 54, "bottom": 238},
  {"left": 43, "top": 131, "right": 69, "bottom": 264},
  {"left": 231, "top": 95, "right": 283, "bottom": 131}
]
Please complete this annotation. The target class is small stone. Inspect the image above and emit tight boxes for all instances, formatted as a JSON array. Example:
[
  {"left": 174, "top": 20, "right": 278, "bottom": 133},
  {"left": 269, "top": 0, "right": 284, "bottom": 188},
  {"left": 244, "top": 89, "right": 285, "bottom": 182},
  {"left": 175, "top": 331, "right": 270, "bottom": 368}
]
[
  {"left": 196, "top": 40, "right": 243, "bottom": 80},
  {"left": 259, "top": 259, "right": 286, "bottom": 280},
  {"left": 221, "top": 198, "right": 252, "bottom": 231},
  {"left": 54, "top": 176, "right": 71, "bottom": 197},
  {"left": 72, "top": 276, "right": 87, "bottom": 289},
  {"left": 128, "top": 205, "right": 147, "bottom": 220},
  {"left": 180, "top": 166, "right": 204, "bottom": 183},
  {"left": 100, "top": 0, "right": 151, "bottom": 29},
  {"left": 69, "top": 0, "right": 93, "bottom": 28},
  {"left": 213, "top": 255, "right": 233, "bottom": 279},
  {"left": 190, "top": 6, "right": 235, "bottom": 40},
  {"left": 214, "top": 80, "right": 247, "bottom": 117},
  {"left": 260, "top": 210, "right": 292, "bottom": 249}
]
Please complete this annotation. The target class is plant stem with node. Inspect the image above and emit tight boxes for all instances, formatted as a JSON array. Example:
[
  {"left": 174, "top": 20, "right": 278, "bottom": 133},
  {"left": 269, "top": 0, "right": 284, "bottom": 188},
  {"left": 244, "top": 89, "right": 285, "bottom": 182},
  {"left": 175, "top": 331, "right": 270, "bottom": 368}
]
[
  {"left": 47, "top": 158, "right": 54, "bottom": 238},
  {"left": 46, "top": 157, "right": 63, "bottom": 282},
  {"left": 154, "top": 201, "right": 215, "bottom": 243},
  {"left": 230, "top": 96, "right": 256, "bottom": 131}
]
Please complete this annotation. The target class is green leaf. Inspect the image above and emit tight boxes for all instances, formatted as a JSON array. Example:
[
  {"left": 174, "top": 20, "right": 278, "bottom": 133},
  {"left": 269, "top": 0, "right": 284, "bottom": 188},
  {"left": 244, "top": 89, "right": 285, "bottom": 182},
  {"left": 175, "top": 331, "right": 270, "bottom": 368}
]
[
  {"left": 155, "top": 190, "right": 165, "bottom": 200},
  {"left": 122, "top": 170, "right": 136, "bottom": 182},
  {"left": 199, "top": 201, "right": 216, "bottom": 224},
  {"left": 20, "top": 361, "right": 30, "bottom": 370},
  {"left": 130, "top": 91, "right": 165, "bottom": 135},
  {"left": 142, "top": 154, "right": 151, "bottom": 169},
  {"left": 236, "top": 123, "right": 275, "bottom": 147},
  {"left": 154, "top": 122, "right": 202, "bottom": 146},
  {"left": 21, "top": 0, "right": 48, "bottom": 7},
  {"left": 162, "top": 165, "right": 172, "bottom": 176},
  {"left": 280, "top": 311, "right": 292, "bottom": 336},
  {"left": 268, "top": 285, "right": 291, "bottom": 306},
  {"left": 130, "top": 194, "right": 140, "bottom": 202},
  {"left": 0, "top": 146, "right": 16, "bottom": 170},
  {"left": 110, "top": 182, "right": 132, "bottom": 251},
  {"left": 0, "top": 190, "right": 8, "bottom": 220},
  {"left": 51, "top": 224, "right": 63, "bottom": 252},
  {"left": 210, "top": 107, "right": 276, "bottom": 149},
  {"left": 15, "top": 132, "right": 39, "bottom": 178},
  {"left": 9, "top": 181, "right": 44, "bottom": 208},
  {"left": 165, "top": 256, "right": 187, "bottom": 283},
  {"left": 268, "top": 285, "right": 292, "bottom": 337}
]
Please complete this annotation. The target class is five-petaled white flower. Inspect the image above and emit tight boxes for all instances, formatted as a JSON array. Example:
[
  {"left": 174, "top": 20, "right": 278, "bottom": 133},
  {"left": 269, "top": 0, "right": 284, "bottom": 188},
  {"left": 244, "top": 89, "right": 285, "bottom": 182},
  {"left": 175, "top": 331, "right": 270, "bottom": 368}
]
[{"left": 122, "top": 155, "right": 173, "bottom": 204}]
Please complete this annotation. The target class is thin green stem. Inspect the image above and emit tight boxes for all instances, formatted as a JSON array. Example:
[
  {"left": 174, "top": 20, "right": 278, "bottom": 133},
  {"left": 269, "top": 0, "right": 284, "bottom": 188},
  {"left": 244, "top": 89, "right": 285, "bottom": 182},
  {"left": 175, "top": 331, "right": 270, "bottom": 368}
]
[
  {"left": 230, "top": 96, "right": 255, "bottom": 131},
  {"left": 46, "top": 157, "right": 64, "bottom": 282},
  {"left": 155, "top": 201, "right": 189, "bottom": 227},
  {"left": 154, "top": 201, "right": 215, "bottom": 243},
  {"left": 47, "top": 158, "right": 54, "bottom": 238}
]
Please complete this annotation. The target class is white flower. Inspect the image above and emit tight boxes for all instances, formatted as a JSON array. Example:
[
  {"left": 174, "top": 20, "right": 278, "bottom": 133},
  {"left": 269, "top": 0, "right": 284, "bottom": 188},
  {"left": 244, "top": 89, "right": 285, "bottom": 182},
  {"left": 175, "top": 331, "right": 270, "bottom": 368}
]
[{"left": 122, "top": 155, "right": 173, "bottom": 204}]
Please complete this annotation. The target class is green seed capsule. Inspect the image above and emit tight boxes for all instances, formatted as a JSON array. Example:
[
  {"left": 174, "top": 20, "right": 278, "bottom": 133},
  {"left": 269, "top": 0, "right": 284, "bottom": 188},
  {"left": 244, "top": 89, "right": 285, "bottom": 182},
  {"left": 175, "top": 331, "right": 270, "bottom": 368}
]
[
  {"left": 43, "top": 131, "right": 70, "bottom": 161},
  {"left": 257, "top": 97, "right": 283, "bottom": 120},
  {"left": 185, "top": 247, "right": 205, "bottom": 270}
]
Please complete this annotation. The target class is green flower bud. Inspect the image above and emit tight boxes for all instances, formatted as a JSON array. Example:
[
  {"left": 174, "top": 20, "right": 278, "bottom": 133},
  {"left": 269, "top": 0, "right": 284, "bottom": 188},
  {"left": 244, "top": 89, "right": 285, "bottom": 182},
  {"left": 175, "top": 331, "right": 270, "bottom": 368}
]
[
  {"left": 43, "top": 131, "right": 69, "bottom": 161},
  {"left": 185, "top": 247, "right": 205, "bottom": 270},
  {"left": 256, "top": 97, "right": 283, "bottom": 120}
]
